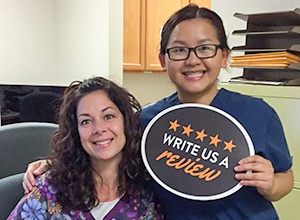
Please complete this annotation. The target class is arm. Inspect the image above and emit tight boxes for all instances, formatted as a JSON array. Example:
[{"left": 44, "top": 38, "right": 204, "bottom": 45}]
[
  {"left": 234, "top": 155, "right": 294, "bottom": 201},
  {"left": 22, "top": 159, "right": 48, "bottom": 194},
  {"left": 234, "top": 104, "right": 294, "bottom": 201}
]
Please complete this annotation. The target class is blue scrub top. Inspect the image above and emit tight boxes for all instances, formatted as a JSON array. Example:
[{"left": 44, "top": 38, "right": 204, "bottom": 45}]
[{"left": 140, "top": 88, "right": 292, "bottom": 220}]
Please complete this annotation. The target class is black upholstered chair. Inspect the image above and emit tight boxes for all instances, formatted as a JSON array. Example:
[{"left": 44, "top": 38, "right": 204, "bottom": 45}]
[
  {"left": 0, "top": 173, "right": 24, "bottom": 219},
  {"left": 0, "top": 122, "right": 58, "bottom": 179},
  {"left": 19, "top": 91, "right": 61, "bottom": 123}
]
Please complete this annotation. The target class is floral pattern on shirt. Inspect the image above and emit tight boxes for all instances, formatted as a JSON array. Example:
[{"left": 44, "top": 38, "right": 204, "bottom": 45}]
[
  {"left": 7, "top": 174, "right": 86, "bottom": 220},
  {"left": 7, "top": 173, "right": 164, "bottom": 220}
]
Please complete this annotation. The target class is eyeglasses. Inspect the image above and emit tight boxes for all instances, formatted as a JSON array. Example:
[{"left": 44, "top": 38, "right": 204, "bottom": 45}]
[{"left": 166, "top": 44, "right": 222, "bottom": 61}]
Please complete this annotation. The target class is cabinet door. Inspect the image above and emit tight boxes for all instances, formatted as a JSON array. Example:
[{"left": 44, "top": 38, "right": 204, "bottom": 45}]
[
  {"left": 123, "top": 0, "right": 146, "bottom": 71},
  {"left": 190, "top": 0, "right": 211, "bottom": 8},
  {"left": 123, "top": 0, "right": 211, "bottom": 72},
  {"left": 145, "top": 0, "right": 189, "bottom": 71}
]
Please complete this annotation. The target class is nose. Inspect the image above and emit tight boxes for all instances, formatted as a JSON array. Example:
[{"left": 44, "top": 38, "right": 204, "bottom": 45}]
[
  {"left": 185, "top": 49, "right": 202, "bottom": 66},
  {"left": 92, "top": 121, "right": 106, "bottom": 134}
]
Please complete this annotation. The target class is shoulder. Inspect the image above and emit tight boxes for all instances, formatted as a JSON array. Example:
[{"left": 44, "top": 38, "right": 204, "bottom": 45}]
[
  {"left": 142, "top": 92, "right": 179, "bottom": 114},
  {"left": 213, "top": 88, "right": 280, "bottom": 142},
  {"left": 215, "top": 88, "right": 274, "bottom": 117},
  {"left": 30, "top": 173, "right": 88, "bottom": 219},
  {"left": 34, "top": 172, "right": 57, "bottom": 195},
  {"left": 140, "top": 92, "right": 179, "bottom": 129},
  {"left": 8, "top": 173, "right": 89, "bottom": 219},
  {"left": 7, "top": 173, "right": 52, "bottom": 219},
  {"left": 218, "top": 88, "right": 266, "bottom": 105}
]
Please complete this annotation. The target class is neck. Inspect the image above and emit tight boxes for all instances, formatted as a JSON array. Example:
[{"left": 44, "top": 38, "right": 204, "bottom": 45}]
[
  {"left": 93, "top": 170, "right": 121, "bottom": 202},
  {"left": 178, "top": 85, "right": 219, "bottom": 105},
  {"left": 92, "top": 159, "right": 122, "bottom": 202}
]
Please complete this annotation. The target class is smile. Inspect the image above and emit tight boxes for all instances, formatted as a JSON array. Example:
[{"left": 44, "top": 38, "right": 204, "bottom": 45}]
[
  {"left": 184, "top": 71, "right": 205, "bottom": 78},
  {"left": 94, "top": 139, "right": 112, "bottom": 146}
]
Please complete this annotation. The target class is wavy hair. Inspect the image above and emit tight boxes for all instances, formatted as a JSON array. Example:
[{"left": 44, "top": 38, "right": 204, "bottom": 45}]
[{"left": 47, "top": 76, "right": 145, "bottom": 211}]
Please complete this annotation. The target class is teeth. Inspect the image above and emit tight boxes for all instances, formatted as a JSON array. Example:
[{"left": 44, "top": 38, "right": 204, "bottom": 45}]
[
  {"left": 185, "top": 72, "right": 204, "bottom": 78},
  {"left": 95, "top": 139, "right": 111, "bottom": 145}
]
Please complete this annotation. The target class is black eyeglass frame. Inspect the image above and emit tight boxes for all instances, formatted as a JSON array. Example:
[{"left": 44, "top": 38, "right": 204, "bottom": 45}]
[{"left": 166, "top": 44, "right": 222, "bottom": 61}]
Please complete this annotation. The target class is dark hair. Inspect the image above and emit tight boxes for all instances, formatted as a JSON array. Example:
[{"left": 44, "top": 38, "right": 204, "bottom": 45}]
[
  {"left": 47, "top": 76, "right": 145, "bottom": 211},
  {"left": 160, "top": 4, "right": 230, "bottom": 54}
]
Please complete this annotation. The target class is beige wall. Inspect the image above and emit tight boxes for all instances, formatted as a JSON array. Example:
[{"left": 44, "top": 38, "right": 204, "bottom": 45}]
[{"left": 123, "top": 73, "right": 176, "bottom": 106}]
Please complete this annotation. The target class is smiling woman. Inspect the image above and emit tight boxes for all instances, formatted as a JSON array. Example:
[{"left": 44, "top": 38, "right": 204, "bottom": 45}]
[
  {"left": 139, "top": 4, "right": 293, "bottom": 219},
  {"left": 19, "top": 3, "right": 294, "bottom": 219},
  {"left": 7, "top": 77, "right": 164, "bottom": 220},
  {"left": 77, "top": 90, "right": 126, "bottom": 164}
]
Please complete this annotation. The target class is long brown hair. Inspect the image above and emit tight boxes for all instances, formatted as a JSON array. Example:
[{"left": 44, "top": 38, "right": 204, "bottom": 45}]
[{"left": 48, "top": 76, "right": 145, "bottom": 211}]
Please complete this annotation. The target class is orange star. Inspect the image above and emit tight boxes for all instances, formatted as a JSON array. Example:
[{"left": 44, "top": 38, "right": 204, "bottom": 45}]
[
  {"left": 223, "top": 140, "right": 236, "bottom": 153},
  {"left": 209, "top": 134, "right": 222, "bottom": 147},
  {"left": 182, "top": 124, "right": 194, "bottom": 137},
  {"left": 195, "top": 129, "right": 207, "bottom": 142},
  {"left": 169, "top": 119, "right": 180, "bottom": 132}
]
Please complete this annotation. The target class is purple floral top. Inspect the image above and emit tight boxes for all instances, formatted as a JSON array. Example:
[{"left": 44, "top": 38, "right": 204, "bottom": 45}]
[{"left": 7, "top": 173, "right": 164, "bottom": 220}]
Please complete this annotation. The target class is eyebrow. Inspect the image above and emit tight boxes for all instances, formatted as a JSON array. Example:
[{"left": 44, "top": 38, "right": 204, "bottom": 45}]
[
  {"left": 170, "top": 38, "right": 214, "bottom": 46},
  {"left": 102, "top": 106, "right": 116, "bottom": 112},
  {"left": 77, "top": 106, "right": 116, "bottom": 118},
  {"left": 78, "top": 113, "right": 90, "bottom": 118}
]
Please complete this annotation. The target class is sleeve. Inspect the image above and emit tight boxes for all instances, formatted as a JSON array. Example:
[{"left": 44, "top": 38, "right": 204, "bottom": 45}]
[
  {"left": 7, "top": 188, "right": 48, "bottom": 219},
  {"left": 264, "top": 108, "right": 292, "bottom": 172},
  {"left": 7, "top": 174, "right": 91, "bottom": 220},
  {"left": 7, "top": 174, "right": 53, "bottom": 219}
]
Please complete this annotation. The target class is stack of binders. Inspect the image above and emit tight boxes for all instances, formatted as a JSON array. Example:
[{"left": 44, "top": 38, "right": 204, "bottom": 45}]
[{"left": 230, "top": 51, "right": 300, "bottom": 68}]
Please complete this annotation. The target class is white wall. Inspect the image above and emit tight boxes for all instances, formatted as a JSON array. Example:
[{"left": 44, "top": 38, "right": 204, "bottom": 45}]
[
  {"left": 108, "top": 0, "right": 123, "bottom": 85},
  {"left": 0, "top": 0, "right": 57, "bottom": 85},
  {"left": 0, "top": 0, "right": 123, "bottom": 86},
  {"left": 211, "top": 0, "right": 300, "bottom": 81}
]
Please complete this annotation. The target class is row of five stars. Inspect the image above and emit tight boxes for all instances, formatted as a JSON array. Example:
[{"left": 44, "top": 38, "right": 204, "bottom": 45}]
[{"left": 168, "top": 119, "right": 237, "bottom": 153}]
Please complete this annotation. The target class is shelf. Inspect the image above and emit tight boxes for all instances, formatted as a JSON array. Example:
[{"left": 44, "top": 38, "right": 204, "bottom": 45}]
[
  {"left": 231, "top": 8, "right": 300, "bottom": 83},
  {"left": 231, "top": 45, "right": 300, "bottom": 53},
  {"left": 228, "top": 78, "right": 287, "bottom": 86},
  {"left": 232, "top": 26, "right": 300, "bottom": 36},
  {"left": 230, "top": 64, "right": 300, "bottom": 71},
  {"left": 233, "top": 8, "right": 300, "bottom": 26}
]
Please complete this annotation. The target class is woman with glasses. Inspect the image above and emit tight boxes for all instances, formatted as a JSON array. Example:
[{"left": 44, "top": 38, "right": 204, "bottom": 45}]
[
  {"left": 140, "top": 4, "right": 293, "bottom": 219},
  {"left": 23, "top": 4, "right": 293, "bottom": 219}
]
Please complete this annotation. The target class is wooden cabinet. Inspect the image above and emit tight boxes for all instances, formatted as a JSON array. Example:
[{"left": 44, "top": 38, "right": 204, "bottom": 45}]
[
  {"left": 123, "top": 0, "right": 211, "bottom": 72},
  {"left": 123, "top": 0, "right": 146, "bottom": 72},
  {"left": 219, "top": 83, "right": 300, "bottom": 219}
]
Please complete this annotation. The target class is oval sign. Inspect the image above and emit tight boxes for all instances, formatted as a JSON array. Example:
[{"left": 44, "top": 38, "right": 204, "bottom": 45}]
[{"left": 141, "top": 104, "right": 254, "bottom": 201}]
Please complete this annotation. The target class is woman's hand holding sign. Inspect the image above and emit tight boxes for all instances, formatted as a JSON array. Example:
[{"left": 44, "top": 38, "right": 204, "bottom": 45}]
[{"left": 234, "top": 155, "right": 293, "bottom": 202}]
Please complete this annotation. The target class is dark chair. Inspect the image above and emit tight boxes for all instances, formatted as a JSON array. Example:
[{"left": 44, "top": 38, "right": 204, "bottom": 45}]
[
  {"left": 0, "top": 173, "right": 24, "bottom": 219},
  {"left": 0, "top": 122, "right": 58, "bottom": 179},
  {"left": 19, "top": 91, "right": 61, "bottom": 123}
]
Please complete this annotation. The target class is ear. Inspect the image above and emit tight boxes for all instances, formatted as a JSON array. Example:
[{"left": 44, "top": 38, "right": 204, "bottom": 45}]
[
  {"left": 158, "top": 53, "right": 167, "bottom": 71},
  {"left": 221, "top": 49, "right": 230, "bottom": 68}
]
